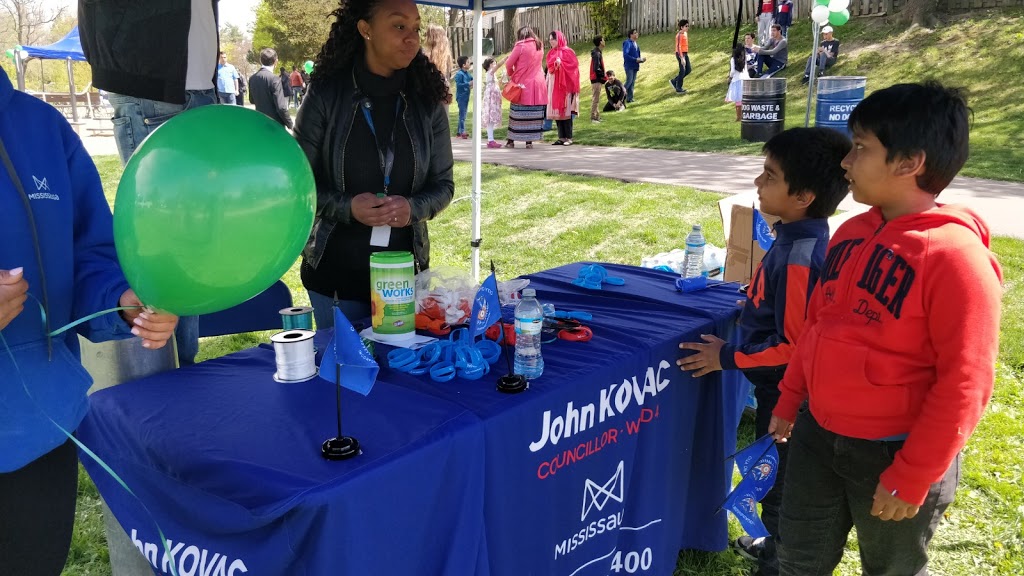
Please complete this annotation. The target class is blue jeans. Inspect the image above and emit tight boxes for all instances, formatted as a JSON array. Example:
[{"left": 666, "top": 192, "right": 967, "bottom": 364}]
[
  {"left": 673, "top": 53, "right": 691, "bottom": 89},
  {"left": 758, "top": 56, "right": 787, "bottom": 78},
  {"left": 107, "top": 88, "right": 217, "bottom": 366},
  {"left": 778, "top": 409, "right": 958, "bottom": 576},
  {"left": 804, "top": 53, "right": 835, "bottom": 77},
  {"left": 456, "top": 98, "right": 469, "bottom": 134},
  {"left": 624, "top": 68, "right": 638, "bottom": 102},
  {"left": 217, "top": 91, "right": 236, "bottom": 105},
  {"left": 307, "top": 290, "right": 372, "bottom": 332}
]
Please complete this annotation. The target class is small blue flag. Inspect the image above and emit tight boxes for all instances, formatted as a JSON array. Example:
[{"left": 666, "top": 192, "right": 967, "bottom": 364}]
[
  {"left": 469, "top": 272, "right": 502, "bottom": 338},
  {"left": 722, "top": 435, "right": 780, "bottom": 538},
  {"left": 319, "top": 307, "right": 379, "bottom": 396},
  {"left": 723, "top": 474, "right": 771, "bottom": 539},
  {"left": 753, "top": 209, "right": 776, "bottom": 251}
]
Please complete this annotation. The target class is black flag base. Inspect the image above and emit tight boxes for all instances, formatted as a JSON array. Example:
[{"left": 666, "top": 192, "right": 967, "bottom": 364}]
[
  {"left": 497, "top": 373, "right": 528, "bottom": 394},
  {"left": 321, "top": 436, "right": 360, "bottom": 460}
]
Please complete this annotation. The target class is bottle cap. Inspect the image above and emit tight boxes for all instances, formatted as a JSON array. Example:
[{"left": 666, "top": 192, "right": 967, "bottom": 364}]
[
  {"left": 693, "top": 224, "right": 702, "bottom": 231},
  {"left": 523, "top": 288, "right": 536, "bottom": 297}
]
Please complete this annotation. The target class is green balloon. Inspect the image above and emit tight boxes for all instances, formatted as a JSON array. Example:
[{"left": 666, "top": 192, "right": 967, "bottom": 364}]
[
  {"left": 4, "top": 49, "right": 12, "bottom": 59},
  {"left": 304, "top": 60, "right": 314, "bottom": 74},
  {"left": 114, "top": 105, "right": 315, "bottom": 315},
  {"left": 828, "top": 9, "right": 850, "bottom": 25},
  {"left": 815, "top": 0, "right": 830, "bottom": 5}
]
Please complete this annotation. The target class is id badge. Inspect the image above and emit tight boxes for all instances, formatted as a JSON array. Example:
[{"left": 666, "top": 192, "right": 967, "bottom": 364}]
[{"left": 370, "top": 225, "right": 392, "bottom": 247}]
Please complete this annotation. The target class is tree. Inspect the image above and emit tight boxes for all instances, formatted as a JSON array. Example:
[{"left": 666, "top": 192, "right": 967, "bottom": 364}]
[
  {"left": 502, "top": 8, "right": 516, "bottom": 52},
  {"left": 0, "top": 0, "right": 65, "bottom": 45},
  {"left": 221, "top": 23, "right": 254, "bottom": 76},
  {"left": 251, "top": 0, "right": 335, "bottom": 67}
]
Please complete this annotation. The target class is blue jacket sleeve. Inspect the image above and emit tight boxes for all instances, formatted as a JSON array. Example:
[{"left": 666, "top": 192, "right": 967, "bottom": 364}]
[{"left": 63, "top": 121, "right": 133, "bottom": 343}]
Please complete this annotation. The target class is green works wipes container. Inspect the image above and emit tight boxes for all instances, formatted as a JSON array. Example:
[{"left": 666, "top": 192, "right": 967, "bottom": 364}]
[{"left": 369, "top": 251, "right": 416, "bottom": 342}]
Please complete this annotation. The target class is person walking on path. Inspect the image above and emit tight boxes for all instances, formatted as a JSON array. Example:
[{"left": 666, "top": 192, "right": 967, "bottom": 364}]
[
  {"left": 589, "top": 35, "right": 606, "bottom": 123},
  {"left": 504, "top": 26, "right": 546, "bottom": 148},
  {"left": 454, "top": 56, "right": 473, "bottom": 138},
  {"left": 622, "top": 29, "right": 646, "bottom": 103},
  {"left": 249, "top": 48, "right": 293, "bottom": 129},
  {"left": 290, "top": 65, "right": 306, "bottom": 107},
  {"left": 546, "top": 30, "right": 580, "bottom": 146},
  {"left": 671, "top": 20, "right": 691, "bottom": 94},
  {"left": 280, "top": 66, "right": 293, "bottom": 104}
]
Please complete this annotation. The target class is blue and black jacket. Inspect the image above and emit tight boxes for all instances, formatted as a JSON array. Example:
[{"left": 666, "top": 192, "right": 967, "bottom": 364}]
[
  {"left": 719, "top": 217, "right": 829, "bottom": 371},
  {"left": 0, "top": 72, "right": 132, "bottom": 472}
]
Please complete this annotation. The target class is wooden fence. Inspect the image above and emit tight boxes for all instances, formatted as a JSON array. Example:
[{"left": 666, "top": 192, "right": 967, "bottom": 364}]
[{"left": 463, "top": 0, "right": 1019, "bottom": 54}]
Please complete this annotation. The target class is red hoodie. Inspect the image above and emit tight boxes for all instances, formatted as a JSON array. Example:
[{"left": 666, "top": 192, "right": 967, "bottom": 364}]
[{"left": 774, "top": 205, "right": 1003, "bottom": 505}]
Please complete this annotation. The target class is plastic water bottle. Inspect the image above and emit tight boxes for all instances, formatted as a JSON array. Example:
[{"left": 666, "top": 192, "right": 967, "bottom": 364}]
[
  {"left": 683, "top": 224, "right": 707, "bottom": 279},
  {"left": 514, "top": 288, "right": 544, "bottom": 379}
]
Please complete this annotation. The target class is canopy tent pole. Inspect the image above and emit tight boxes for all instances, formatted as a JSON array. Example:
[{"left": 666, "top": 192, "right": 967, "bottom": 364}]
[
  {"left": 66, "top": 57, "right": 79, "bottom": 123},
  {"left": 14, "top": 49, "right": 26, "bottom": 92},
  {"left": 470, "top": 0, "right": 484, "bottom": 281},
  {"left": 804, "top": 22, "right": 821, "bottom": 127}
]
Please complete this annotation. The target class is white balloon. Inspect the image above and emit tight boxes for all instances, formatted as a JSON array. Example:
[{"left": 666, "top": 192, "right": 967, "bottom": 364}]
[
  {"left": 829, "top": 0, "right": 851, "bottom": 11},
  {"left": 811, "top": 5, "right": 831, "bottom": 24}
]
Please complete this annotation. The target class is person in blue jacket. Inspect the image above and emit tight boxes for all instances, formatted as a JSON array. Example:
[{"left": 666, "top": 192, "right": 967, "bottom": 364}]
[
  {"left": 621, "top": 28, "right": 646, "bottom": 103},
  {"left": 0, "top": 71, "right": 178, "bottom": 575}
]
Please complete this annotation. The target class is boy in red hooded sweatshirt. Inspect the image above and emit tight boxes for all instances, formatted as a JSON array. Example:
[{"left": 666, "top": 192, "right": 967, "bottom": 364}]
[{"left": 768, "top": 81, "right": 1003, "bottom": 575}]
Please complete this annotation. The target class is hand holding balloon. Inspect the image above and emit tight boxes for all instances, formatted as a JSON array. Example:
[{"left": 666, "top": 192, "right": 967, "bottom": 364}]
[
  {"left": 0, "top": 267, "right": 28, "bottom": 331},
  {"left": 118, "top": 290, "right": 178, "bottom": 349}
]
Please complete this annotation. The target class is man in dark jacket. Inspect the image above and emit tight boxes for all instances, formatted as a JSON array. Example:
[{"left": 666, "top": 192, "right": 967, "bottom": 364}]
[
  {"left": 249, "top": 48, "right": 293, "bottom": 129},
  {"left": 79, "top": 0, "right": 218, "bottom": 369}
]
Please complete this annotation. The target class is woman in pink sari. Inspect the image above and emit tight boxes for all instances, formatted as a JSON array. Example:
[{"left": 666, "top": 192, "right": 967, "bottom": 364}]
[
  {"left": 503, "top": 26, "right": 546, "bottom": 148},
  {"left": 546, "top": 30, "right": 580, "bottom": 146}
]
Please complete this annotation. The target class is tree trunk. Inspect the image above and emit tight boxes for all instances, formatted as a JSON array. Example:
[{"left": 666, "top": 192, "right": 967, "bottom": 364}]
[{"left": 503, "top": 8, "right": 516, "bottom": 53}]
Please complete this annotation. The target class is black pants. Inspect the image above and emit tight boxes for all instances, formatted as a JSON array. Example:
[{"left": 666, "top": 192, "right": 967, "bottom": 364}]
[
  {"left": 0, "top": 439, "right": 79, "bottom": 576},
  {"left": 779, "top": 409, "right": 958, "bottom": 576},
  {"left": 673, "top": 53, "right": 692, "bottom": 89},
  {"left": 746, "top": 368, "right": 789, "bottom": 576},
  {"left": 556, "top": 118, "right": 574, "bottom": 140}
]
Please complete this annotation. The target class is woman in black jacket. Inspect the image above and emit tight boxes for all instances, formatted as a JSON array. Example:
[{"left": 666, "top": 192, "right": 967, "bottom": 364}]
[{"left": 294, "top": 0, "right": 454, "bottom": 328}]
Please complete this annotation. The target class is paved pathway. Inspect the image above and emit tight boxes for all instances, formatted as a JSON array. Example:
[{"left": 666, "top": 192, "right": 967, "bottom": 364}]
[
  {"left": 450, "top": 138, "right": 1024, "bottom": 239},
  {"left": 76, "top": 118, "right": 1023, "bottom": 239}
]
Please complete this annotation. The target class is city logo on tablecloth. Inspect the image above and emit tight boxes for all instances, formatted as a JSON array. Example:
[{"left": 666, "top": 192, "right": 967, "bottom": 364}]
[
  {"left": 741, "top": 496, "right": 758, "bottom": 515},
  {"left": 582, "top": 460, "right": 624, "bottom": 521}
]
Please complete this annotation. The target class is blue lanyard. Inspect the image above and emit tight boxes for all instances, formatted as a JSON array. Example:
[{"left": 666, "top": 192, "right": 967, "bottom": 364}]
[{"left": 360, "top": 98, "right": 402, "bottom": 195}]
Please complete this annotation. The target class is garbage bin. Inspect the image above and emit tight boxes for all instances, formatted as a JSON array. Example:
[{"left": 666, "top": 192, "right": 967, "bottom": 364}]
[
  {"left": 815, "top": 76, "right": 867, "bottom": 138},
  {"left": 741, "top": 78, "right": 787, "bottom": 143}
]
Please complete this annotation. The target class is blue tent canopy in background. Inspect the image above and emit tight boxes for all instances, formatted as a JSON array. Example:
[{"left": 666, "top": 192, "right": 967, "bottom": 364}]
[{"left": 20, "top": 26, "right": 85, "bottom": 61}]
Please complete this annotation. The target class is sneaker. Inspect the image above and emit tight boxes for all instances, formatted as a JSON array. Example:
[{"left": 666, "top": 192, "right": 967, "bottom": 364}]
[
  {"left": 460, "top": 133, "right": 470, "bottom": 139},
  {"left": 591, "top": 118, "right": 602, "bottom": 123},
  {"left": 801, "top": 75, "right": 810, "bottom": 85},
  {"left": 669, "top": 79, "right": 678, "bottom": 91},
  {"left": 486, "top": 140, "right": 502, "bottom": 148},
  {"left": 677, "top": 89, "right": 688, "bottom": 95},
  {"left": 552, "top": 140, "right": 565, "bottom": 145},
  {"left": 733, "top": 535, "right": 765, "bottom": 562}
]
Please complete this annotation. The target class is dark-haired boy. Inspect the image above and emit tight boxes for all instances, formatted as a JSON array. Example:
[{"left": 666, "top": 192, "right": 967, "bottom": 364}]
[
  {"left": 678, "top": 127, "right": 852, "bottom": 576},
  {"left": 769, "top": 82, "right": 1003, "bottom": 575},
  {"left": 454, "top": 56, "right": 472, "bottom": 138}
]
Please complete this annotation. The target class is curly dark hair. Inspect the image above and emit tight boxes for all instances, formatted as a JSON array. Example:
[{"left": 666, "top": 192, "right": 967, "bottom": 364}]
[{"left": 310, "top": 0, "right": 450, "bottom": 106}]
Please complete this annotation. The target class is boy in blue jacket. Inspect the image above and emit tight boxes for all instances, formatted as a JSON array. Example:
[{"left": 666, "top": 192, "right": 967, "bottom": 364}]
[
  {"left": 454, "top": 56, "right": 473, "bottom": 138},
  {"left": 0, "top": 72, "right": 178, "bottom": 574},
  {"left": 677, "top": 127, "right": 851, "bottom": 576}
]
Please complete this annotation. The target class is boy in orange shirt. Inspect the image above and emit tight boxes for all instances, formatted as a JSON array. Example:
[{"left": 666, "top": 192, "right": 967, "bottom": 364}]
[
  {"left": 670, "top": 19, "right": 691, "bottom": 94},
  {"left": 769, "top": 82, "right": 1003, "bottom": 575}
]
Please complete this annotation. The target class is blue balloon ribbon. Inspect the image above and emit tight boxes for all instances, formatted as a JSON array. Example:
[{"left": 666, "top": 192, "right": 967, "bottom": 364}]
[{"left": 1, "top": 310, "right": 178, "bottom": 576}]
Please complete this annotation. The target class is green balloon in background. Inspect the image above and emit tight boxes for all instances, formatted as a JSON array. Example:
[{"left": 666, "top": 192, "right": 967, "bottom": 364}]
[
  {"left": 304, "top": 60, "right": 314, "bottom": 74},
  {"left": 828, "top": 8, "right": 851, "bottom": 25},
  {"left": 4, "top": 49, "right": 13, "bottom": 59},
  {"left": 114, "top": 105, "right": 315, "bottom": 316},
  {"left": 815, "top": 0, "right": 830, "bottom": 6}
]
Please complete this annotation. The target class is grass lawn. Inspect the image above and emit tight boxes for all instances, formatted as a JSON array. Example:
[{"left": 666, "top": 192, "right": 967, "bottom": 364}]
[
  {"left": 65, "top": 156, "right": 1023, "bottom": 575},
  {"left": 453, "top": 8, "right": 1024, "bottom": 183}
]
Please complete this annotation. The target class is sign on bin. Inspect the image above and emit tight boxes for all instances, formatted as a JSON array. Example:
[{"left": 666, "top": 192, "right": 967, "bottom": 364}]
[
  {"left": 815, "top": 76, "right": 867, "bottom": 137},
  {"left": 741, "top": 78, "right": 787, "bottom": 143}
]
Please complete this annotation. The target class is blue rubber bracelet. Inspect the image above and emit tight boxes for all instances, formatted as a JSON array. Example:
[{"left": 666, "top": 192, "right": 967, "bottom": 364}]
[{"left": 429, "top": 362, "right": 457, "bottom": 382}]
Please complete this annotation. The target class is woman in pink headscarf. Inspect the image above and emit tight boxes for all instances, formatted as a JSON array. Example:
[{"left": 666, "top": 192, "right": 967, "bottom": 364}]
[
  {"left": 503, "top": 26, "right": 547, "bottom": 148},
  {"left": 546, "top": 30, "right": 580, "bottom": 146}
]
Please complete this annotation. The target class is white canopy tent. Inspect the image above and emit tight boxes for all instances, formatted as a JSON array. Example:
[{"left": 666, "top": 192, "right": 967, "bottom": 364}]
[{"left": 423, "top": 0, "right": 595, "bottom": 280}]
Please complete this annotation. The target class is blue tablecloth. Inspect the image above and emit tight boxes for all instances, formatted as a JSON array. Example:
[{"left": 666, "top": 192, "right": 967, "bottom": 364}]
[{"left": 78, "top": 263, "right": 748, "bottom": 576}]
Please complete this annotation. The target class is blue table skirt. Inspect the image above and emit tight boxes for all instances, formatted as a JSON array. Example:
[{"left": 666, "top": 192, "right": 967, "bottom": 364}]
[{"left": 78, "top": 263, "right": 748, "bottom": 576}]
